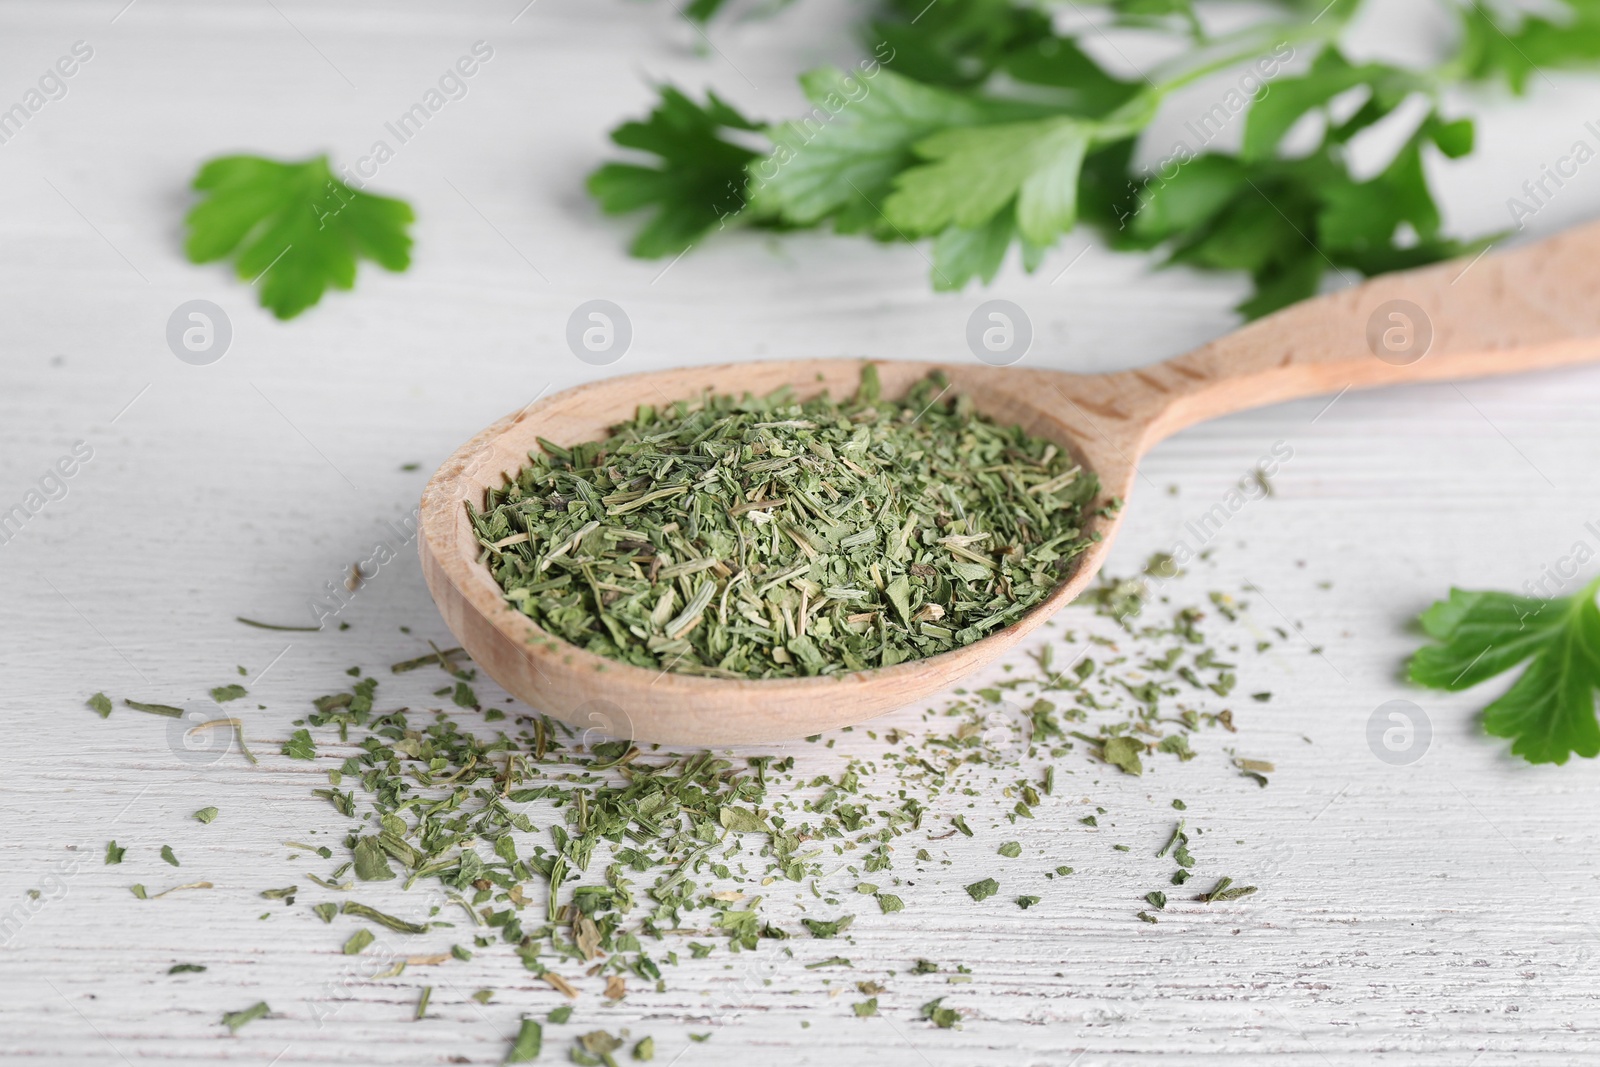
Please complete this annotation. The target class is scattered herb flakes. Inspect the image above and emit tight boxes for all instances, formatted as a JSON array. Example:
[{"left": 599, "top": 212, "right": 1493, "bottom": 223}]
[
  {"left": 1145, "top": 890, "right": 1167, "bottom": 910},
  {"left": 390, "top": 646, "right": 467, "bottom": 674},
  {"left": 853, "top": 998, "right": 879, "bottom": 1017},
  {"left": 282, "top": 728, "right": 316, "bottom": 761},
  {"left": 124, "top": 699, "right": 183, "bottom": 718},
  {"left": 802, "top": 915, "right": 854, "bottom": 939},
  {"left": 1234, "top": 756, "right": 1274, "bottom": 788},
  {"left": 718, "top": 806, "right": 768, "bottom": 833},
  {"left": 168, "top": 963, "right": 206, "bottom": 974},
  {"left": 160, "top": 845, "right": 180, "bottom": 868},
  {"left": 237, "top": 616, "right": 319, "bottom": 632},
  {"left": 543, "top": 973, "right": 579, "bottom": 999},
  {"left": 222, "top": 1001, "right": 270, "bottom": 1034},
  {"left": 805, "top": 957, "right": 853, "bottom": 970},
  {"left": 210, "top": 684, "right": 248, "bottom": 703},
  {"left": 578, "top": 1030, "right": 625, "bottom": 1061},
  {"left": 1201, "top": 877, "right": 1258, "bottom": 903},
  {"left": 193, "top": 806, "right": 219, "bottom": 824},
  {"left": 86, "top": 692, "right": 112, "bottom": 718},
  {"left": 1137, "top": 910, "right": 1159, "bottom": 924},
  {"left": 415, "top": 986, "right": 432, "bottom": 1021},
  {"left": 1158, "top": 733, "right": 1197, "bottom": 761},
  {"left": 964, "top": 878, "right": 999, "bottom": 902},
  {"left": 260, "top": 885, "right": 297, "bottom": 902},
  {"left": 920, "top": 997, "right": 961, "bottom": 1029},
  {"left": 504, "top": 1017, "right": 543, "bottom": 1063},
  {"left": 475, "top": 367, "right": 1097, "bottom": 680},
  {"left": 352, "top": 836, "right": 396, "bottom": 881},
  {"left": 343, "top": 900, "right": 429, "bottom": 934},
  {"left": 342, "top": 928, "right": 375, "bottom": 955},
  {"left": 472, "top": 990, "right": 495, "bottom": 1005},
  {"left": 1100, "top": 735, "right": 1145, "bottom": 776},
  {"left": 996, "top": 841, "right": 1021, "bottom": 858},
  {"left": 548, "top": 1005, "right": 573, "bottom": 1024},
  {"left": 634, "top": 1035, "right": 655, "bottom": 1060},
  {"left": 99, "top": 564, "right": 1281, "bottom": 1038},
  {"left": 105, "top": 840, "right": 125, "bottom": 865}
]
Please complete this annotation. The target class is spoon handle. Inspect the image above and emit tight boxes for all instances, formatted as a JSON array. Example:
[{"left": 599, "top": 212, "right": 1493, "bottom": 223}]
[{"left": 1131, "top": 219, "right": 1600, "bottom": 441}]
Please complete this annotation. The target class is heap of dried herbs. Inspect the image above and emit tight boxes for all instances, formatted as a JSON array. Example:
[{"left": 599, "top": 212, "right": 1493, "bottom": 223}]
[{"left": 470, "top": 367, "right": 1098, "bottom": 678}]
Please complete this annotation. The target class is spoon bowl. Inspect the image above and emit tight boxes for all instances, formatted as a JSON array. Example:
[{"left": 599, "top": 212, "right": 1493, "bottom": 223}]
[{"left": 422, "top": 222, "right": 1600, "bottom": 743}]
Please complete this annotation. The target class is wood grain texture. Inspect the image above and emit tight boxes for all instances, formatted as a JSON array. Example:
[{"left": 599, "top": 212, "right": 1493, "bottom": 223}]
[{"left": 6, "top": 2, "right": 1600, "bottom": 1065}]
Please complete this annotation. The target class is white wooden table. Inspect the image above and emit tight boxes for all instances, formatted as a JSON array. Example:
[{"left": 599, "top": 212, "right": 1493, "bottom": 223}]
[{"left": 6, "top": 2, "right": 1600, "bottom": 1063}]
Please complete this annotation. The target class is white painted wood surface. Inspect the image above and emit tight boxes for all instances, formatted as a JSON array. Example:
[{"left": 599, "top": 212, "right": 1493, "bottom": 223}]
[{"left": 6, "top": 1, "right": 1600, "bottom": 1063}]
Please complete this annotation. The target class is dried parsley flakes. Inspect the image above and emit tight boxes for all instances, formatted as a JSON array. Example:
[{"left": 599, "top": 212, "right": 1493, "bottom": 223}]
[
  {"left": 222, "top": 1001, "right": 270, "bottom": 1033},
  {"left": 472, "top": 368, "right": 1096, "bottom": 679},
  {"left": 964, "top": 878, "right": 999, "bottom": 902}
]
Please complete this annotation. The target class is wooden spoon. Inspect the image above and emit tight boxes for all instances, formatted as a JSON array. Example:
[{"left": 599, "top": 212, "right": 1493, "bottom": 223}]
[{"left": 421, "top": 223, "right": 1600, "bottom": 744}]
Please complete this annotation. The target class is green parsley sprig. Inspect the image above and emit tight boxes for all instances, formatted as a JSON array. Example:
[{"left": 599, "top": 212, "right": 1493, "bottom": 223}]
[
  {"left": 184, "top": 154, "right": 414, "bottom": 320},
  {"left": 599, "top": 0, "right": 1600, "bottom": 317},
  {"left": 1409, "top": 575, "right": 1600, "bottom": 765}
]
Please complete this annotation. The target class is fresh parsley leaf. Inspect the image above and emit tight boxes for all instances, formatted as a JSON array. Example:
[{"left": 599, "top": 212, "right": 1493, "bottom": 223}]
[
  {"left": 1458, "top": 0, "right": 1600, "bottom": 94},
  {"left": 1125, "top": 101, "right": 1481, "bottom": 318},
  {"left": 591, "top": 0, "right": 1598, "bottom": 317},
  {"left": 184, "top": 154, "right": 413, "bottom": 320},
  {"left": 683, "top": 0, "right": 732, "bottom": 23},
  {"left": 886, "top": 115, "right": 1095, "bottom": 245},
  {"left": 1240, "top": 49, "right": 1423, "bottom": 163},
  {"left": 1409, "top": 578, "right": 1600, "bottom": 765},
  {"left": 870, "top": 0, "right": 1053, "bottom": 89},
  {"left": 753, "top": 67, "right": 996, "bottom": 234},
  {"left": 586, "top": 87, "right": 762, "bottom": 258}
]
